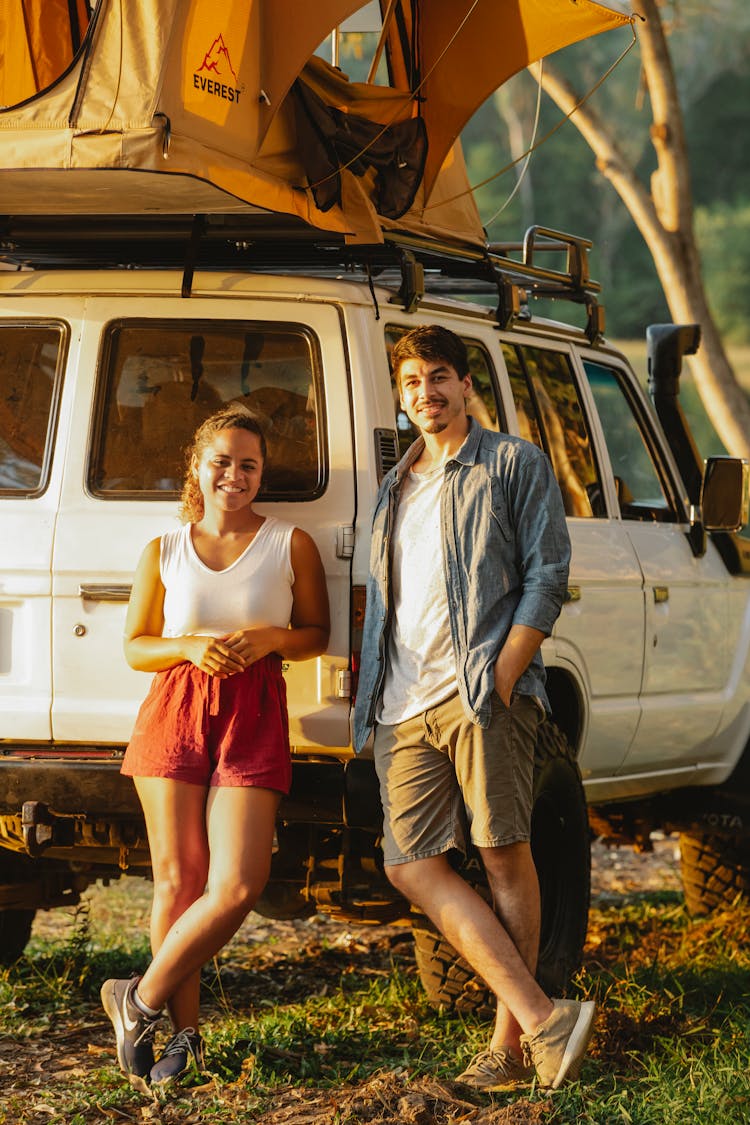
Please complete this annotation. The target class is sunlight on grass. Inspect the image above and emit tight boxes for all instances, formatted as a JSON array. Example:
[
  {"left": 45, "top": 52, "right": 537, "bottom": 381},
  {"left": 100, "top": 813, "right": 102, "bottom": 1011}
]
[{"left": 2, "top": 894, "right": 749, "bottom": 1123}]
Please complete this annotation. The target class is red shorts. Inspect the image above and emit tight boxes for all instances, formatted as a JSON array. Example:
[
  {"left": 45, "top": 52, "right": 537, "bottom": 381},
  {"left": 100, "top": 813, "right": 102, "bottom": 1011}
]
[{"left": 121, "top": 654, "right": 291, "bottom": 793}]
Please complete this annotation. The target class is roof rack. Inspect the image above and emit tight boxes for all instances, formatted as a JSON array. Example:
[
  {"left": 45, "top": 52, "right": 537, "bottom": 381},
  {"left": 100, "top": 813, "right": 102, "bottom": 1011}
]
[
  {"left": 0, "top": 214, "right": 604, "bottom": 340},
  {"left": 381, "top": 225, "right": 604, "bottom": 340}
]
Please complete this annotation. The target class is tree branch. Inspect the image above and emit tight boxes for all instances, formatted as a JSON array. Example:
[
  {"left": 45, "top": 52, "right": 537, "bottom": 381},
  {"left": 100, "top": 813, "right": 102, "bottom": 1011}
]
[
  {"left": 637, "top": 0, "right": 694, "bottom": 232},
  {"left": 529, "top": 29, "right": 750, "bottom": 456},
  {"left": 529, "top": 60, "right": 668, "bottom": 258}
]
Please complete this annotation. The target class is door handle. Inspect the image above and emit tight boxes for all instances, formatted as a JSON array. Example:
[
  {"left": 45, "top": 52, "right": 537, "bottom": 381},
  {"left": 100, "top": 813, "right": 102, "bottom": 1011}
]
[
  {"left": 653, "top": 586, "right": 669, "bottom": 604},
  {"left": 565, "top": 586, "right": 581, "bottom": 603},
  {"left": 78, "top": 583, "right": 132, "bottom": 603}
]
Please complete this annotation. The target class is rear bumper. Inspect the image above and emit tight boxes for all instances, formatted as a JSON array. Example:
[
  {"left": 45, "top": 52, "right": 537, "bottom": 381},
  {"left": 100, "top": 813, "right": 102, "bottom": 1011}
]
[
  {"left": 0, "top": 752, "right": 383, "bottom": 832},
  {"left": 0, "top": 757, "right": 141, "bottom": 817}
]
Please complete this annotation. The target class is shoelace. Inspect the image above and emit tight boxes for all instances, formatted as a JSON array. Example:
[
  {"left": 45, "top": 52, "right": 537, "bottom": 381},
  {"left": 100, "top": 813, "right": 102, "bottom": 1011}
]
[
  {"left": 464, "top": 1047, "right": 530, "bottom": 1078},
  {"left": 473, "top": 1049, "right": 511, "bottom": 1073},
  {"left": 132, "top": 1016, "right": 160, "bottom": 1048},
  {"left": 162, "top": 1027, "right": 199, "bottom": 1059}
]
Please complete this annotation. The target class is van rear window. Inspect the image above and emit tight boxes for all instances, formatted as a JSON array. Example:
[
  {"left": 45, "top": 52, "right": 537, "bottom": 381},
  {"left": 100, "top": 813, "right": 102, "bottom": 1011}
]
[
  {"left": 88, "top": 320, "right": 326, "bottom": 500},
  {"left": 0, "top": 322, "right": 67, "bottom": 496}
]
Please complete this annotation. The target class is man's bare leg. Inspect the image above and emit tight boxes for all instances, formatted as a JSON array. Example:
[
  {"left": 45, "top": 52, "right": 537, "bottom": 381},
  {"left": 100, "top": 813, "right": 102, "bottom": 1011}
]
[
  {"left": 387, "top": 853, "right": 552, "bottom": 1035},
  {"left": 478, "top": 842, "right": 541, "bottom": 1055}
]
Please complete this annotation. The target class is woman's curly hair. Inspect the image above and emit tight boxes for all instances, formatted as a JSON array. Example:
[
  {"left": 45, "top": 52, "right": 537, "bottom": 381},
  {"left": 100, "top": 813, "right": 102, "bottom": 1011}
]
[{"left": 178, "top": 405, "right": 267, "bottom": 524}]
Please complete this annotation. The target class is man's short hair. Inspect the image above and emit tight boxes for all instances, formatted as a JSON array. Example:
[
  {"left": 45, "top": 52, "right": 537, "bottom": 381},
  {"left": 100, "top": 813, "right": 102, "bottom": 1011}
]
[{"left": 391, "top": 325, "right": 470, "bottom": 387}]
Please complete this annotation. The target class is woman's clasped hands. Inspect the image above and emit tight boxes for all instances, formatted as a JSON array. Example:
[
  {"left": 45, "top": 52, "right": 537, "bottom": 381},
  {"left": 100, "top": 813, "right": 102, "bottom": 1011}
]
[{"left": 185, "top": 626, "right": 279, "bottom": 678}]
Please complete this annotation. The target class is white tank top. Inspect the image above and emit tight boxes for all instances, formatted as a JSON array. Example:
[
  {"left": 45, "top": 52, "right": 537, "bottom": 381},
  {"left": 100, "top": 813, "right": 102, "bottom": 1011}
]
[
  {"left": 377, "top": 466, "right": 455, "bottom": 725},
  {"left": 160, "top": 517, "right": 295, "bottom": 639}
]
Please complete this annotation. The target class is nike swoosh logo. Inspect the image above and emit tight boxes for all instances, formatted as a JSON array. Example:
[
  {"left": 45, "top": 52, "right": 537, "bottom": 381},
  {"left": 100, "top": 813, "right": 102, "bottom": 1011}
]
[{"left": 122, "top": 1001, "right": 139, "bottom": 1033}]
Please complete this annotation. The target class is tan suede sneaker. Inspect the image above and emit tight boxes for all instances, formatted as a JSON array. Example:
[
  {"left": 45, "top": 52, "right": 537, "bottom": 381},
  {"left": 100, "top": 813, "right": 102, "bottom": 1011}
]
[
  {"left": 520, "top": 998, "right": 596, "bottom": 1090},
  {"left": 455, "top": 1046, "right": 535, "bottom": 1092}
]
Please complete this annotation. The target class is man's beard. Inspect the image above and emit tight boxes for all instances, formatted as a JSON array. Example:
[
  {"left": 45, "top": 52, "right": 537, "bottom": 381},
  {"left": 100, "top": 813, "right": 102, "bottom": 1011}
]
[
  {"left": 420, "top": 418, "right": 449, "bottom": 434},
  {"left": 416, "top": 400, "right": 450, "bottom": 434}
]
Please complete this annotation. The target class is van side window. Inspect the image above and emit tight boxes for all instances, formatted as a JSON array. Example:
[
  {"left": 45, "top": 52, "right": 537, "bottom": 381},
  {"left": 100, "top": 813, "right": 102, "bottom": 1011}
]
[
  {"left": 504, "top": 343, "right": 605, "bottom": 519},
  {"left": 0, "top": 322, "right": 67, "bottom": 496},
  {"left": 385, "top": 326, "right": 504, "bottom": 458},
  {"left": 584, "top": 361, "right": 680, "bottom": 522},
  {"left": 89, "top": 321, "right": 326, "bottom": 499},
  {"left": 501, "top": 342, "right": 543, "bottom": 448}
]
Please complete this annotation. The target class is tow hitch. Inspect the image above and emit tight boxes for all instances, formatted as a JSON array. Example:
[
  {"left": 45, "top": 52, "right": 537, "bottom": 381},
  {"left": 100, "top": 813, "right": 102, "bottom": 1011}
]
[{"left": 21, "top": 801, "right": 75, "bottom": 857}]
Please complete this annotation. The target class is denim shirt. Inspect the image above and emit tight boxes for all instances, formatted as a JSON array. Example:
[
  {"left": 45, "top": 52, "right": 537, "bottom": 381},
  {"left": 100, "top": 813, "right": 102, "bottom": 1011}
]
[{"left": 352, "top": 418, "right": 571, "bottom": 753}]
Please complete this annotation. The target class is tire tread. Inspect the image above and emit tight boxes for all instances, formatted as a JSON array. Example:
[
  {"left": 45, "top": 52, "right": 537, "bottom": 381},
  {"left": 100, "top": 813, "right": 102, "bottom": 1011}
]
[{"left": 679, "top": 832, "right": 750, "bottom": 916}]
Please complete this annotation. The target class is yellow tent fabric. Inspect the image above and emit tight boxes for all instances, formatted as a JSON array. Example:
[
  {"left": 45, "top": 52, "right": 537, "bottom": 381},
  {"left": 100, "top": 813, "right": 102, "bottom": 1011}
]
[
  {"left": 403, "top": 0, "right": 634, "bottom": 195},
  {"left": 0, "top": 0, "right": 90, "bottom": 107},
  {"left": 0, "top": 0, "right": 634, "bottom": 247}
]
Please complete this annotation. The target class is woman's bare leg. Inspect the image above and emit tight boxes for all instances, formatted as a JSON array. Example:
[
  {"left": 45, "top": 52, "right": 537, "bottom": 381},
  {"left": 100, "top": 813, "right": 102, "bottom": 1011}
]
[
  {"left": 135, "top": 778, "right": 210, "bottom": 1030},
  {"left": 135, "top": 785, "right": 280, "bottom": 1012}
]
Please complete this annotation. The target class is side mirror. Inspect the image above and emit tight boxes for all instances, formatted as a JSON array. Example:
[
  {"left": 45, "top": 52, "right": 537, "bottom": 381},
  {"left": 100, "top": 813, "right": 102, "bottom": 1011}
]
[{"left": 701, "top": 457, "right": 750, "bottom": 532}]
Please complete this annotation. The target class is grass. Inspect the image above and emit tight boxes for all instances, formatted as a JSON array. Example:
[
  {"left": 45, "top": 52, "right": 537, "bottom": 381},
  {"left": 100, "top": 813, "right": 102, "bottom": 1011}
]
[{"left": 1, "top": 882, "right": 749, "bottom": 1124}]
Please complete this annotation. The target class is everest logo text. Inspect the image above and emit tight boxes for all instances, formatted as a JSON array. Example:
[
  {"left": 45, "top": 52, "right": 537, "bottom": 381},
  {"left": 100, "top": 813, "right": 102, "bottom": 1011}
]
[{"left": 194, "top": 34, "right": 242, "bottom": 103}]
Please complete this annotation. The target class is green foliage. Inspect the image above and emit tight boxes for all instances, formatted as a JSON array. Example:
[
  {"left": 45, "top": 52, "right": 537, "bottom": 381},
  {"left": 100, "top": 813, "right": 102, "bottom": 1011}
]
[
  {"left": 461, "top": 12, "right": 750, "bottom": 344},
  {"left": 2, "top": 891, "right": 749, "bottom": 1124},
  {"left": 695, "top": 199, "right": 750, "bottom": 345},
  {"left": 687, "top": 70, "right": 750, "bottom": 209}
]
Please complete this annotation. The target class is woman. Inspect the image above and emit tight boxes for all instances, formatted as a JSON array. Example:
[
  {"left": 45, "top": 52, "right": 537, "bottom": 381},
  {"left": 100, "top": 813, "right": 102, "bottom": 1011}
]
[{"left": 101, "top": 405, "right": 329, "bottom": 1089}]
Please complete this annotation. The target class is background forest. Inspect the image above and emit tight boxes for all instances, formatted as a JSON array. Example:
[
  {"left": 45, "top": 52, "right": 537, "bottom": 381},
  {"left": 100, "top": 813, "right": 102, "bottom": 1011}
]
[
  {"left": 329, "top": 1, "right": 750, "bottom": 454},
  {"left": 461, "top": 2, "right": 750, "bottom": 344}
]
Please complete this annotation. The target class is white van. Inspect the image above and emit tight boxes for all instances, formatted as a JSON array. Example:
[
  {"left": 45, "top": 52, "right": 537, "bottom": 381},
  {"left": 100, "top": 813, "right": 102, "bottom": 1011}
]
[{"left": 1, "top": 218, "right": 748, "bottom": 1007}]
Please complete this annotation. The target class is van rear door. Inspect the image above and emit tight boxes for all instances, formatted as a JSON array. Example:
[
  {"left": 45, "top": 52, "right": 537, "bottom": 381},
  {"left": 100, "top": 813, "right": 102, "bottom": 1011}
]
[
  {"left": 0, "top": 308, "right": 80, "bottom": 741},
  {"left": 51, "top": 292, "right": 354, "bottom": 750}
]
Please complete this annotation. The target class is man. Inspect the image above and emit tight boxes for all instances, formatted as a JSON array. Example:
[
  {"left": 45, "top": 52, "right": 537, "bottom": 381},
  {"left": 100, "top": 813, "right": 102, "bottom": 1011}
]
[{"left": 354, "top": 324, "right": 593, "bottom": 1092}]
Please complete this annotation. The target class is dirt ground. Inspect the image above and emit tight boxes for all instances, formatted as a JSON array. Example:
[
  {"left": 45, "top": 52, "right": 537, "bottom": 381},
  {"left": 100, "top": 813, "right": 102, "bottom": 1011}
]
[
  {"left": 1, "top": 838, "right": 683, "bottom": 1124},
  {"left": 27, "top": 833, "right": 683, "bottom": 946}
]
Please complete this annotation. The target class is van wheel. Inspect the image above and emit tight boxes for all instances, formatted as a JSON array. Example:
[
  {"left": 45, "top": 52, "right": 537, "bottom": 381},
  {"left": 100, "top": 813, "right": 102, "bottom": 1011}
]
[
  {"left": 253, "top": 883, "right": 315, "bottom": 921},
  {"left": 0, "top": 853, "right": 38, "bottom": 963},
  {"left": 412, "top": 719, "right": 590, "bottom": 1012},
  {"left": 679, "top": 832, "right": 750, "bottom": 916},
  {"left": 0, "top": 908, "right": 35, "bottom": 965}
]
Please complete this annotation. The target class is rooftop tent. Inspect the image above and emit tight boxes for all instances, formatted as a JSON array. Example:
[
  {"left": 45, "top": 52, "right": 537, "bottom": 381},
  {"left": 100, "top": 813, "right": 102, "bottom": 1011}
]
[
  {"left": 0, "top": 1, "right": 92, "bottom": 107},
  {"left": 0, "top": 0, "right": 634, "bottom": 247},
  {"left": 371, "top": 0, "right": 635, "bottom": 197}
]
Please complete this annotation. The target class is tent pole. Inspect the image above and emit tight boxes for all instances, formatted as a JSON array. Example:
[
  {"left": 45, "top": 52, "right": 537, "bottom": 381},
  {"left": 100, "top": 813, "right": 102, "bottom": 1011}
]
[{"left": 367, "top": 0, "right": 399, "bottom": 83}]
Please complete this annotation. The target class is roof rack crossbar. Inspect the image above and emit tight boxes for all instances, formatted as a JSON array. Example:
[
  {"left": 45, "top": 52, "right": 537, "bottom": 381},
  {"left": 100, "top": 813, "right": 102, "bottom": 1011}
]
[
  {"left": 0, "top": 215, "right": 603, "bottom": 326},
  {"left": 388, "top": 228, "right": 600, "bottom": 304},
  {"left": 181, "top": 214, "right": 205, "bottom": 298},
  {"left": 389, "top": 249, "right": 424, "bottom": 314}
]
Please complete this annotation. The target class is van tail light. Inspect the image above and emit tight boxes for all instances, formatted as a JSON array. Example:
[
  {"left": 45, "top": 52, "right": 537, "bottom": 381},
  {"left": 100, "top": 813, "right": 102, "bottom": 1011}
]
[{"left": 350, "top": 585, "right": 366, "bottom": 701}]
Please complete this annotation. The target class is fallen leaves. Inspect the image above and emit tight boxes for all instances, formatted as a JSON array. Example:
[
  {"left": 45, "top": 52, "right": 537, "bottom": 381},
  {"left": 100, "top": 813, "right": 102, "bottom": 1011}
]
[{"left": 244, "top": 1071, "right": 554, "bottom": 1125}]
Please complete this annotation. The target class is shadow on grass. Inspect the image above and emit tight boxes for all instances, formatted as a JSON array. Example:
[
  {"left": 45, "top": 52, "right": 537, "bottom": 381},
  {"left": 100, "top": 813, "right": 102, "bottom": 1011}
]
[{"left": 2, "top": 888, "right": 748, "bottom": 1125}]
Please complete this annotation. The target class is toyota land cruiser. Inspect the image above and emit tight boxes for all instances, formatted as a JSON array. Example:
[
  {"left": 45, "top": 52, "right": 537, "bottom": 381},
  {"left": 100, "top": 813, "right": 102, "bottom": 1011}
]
[{"left": 1, "top": 216, "right": 748, "bottom": 1005}]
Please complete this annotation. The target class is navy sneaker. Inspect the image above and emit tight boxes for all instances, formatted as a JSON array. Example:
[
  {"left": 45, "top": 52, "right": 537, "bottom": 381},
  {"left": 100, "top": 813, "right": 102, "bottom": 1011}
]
[
  {"left": 150, "top": 1027, "right": 204, "bottom": 1087},
  {"left": 100, "top": 977, "right": 161, "bottom": 1079}
]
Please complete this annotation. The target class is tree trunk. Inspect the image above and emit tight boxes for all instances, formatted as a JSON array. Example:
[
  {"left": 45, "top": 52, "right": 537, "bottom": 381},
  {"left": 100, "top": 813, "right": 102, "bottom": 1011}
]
[{"left": 530, "top": 0, "right": 750, "bottom": 458}]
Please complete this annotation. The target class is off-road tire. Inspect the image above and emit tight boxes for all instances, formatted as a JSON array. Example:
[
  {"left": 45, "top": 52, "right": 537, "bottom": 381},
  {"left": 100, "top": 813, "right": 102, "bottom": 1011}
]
[
  {"left": 0, "top": 853, "right": 39, "bottom": 963},
  {"left": 254, "top": 883, "right": 315, "bottom": 921},
  {"left": 412, "top": 719, "right": 590, "bottom": 1013},
  {"left": 679, "top": 832, "right": 750, "bottom": 916},
  {"left": 0, "top": 909, "right": 35, "bottom": 965}
]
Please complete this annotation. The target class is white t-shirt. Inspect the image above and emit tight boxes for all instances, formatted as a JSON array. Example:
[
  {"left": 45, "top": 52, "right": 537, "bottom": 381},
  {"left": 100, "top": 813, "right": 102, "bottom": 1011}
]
[
  {"left": 377, "top": 466, "right": 455, "bottom": 725},
  {"left": 160, "top": 517, "right": 294, "bottom": 638}
]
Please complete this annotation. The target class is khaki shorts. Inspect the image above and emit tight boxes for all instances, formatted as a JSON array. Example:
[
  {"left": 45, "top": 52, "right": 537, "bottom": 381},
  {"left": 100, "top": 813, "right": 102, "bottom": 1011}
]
[{"left": 373, "top": 690, "right": 541, "bottom": 866}]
